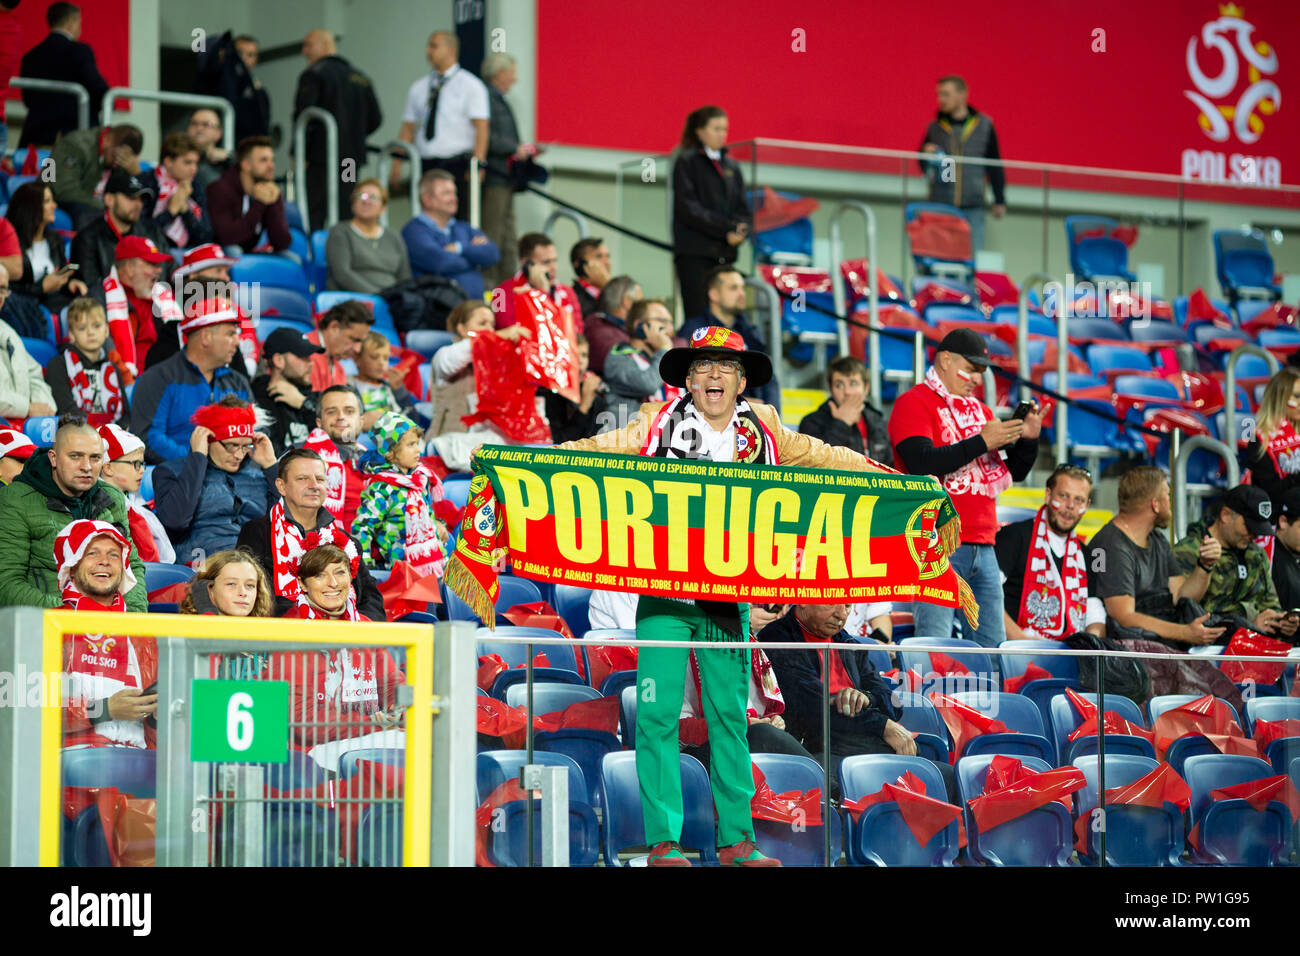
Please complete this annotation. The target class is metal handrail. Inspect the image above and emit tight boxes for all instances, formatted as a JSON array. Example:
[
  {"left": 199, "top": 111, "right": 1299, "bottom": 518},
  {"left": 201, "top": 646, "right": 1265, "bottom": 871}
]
[
  {"left": 1017, "top": 273, "right": 1053, "bottom": 403},
  {"left": 469, "top": 157, "right": 481, "bottom": 229},
  {"left": 101, "top": 87, "right": 234, "bottom": 151},
  {"left": 1171, "top": 434, "right": 1240, "bottom": 541},
  {"left": 11, "top": 77, "right": 89, "bottom": 131},
  {"left": 744, "top": 275, "right": 785, "bottom": 388},
  {"left": 542, "top": 208, "right": 589, "bottom": 239},
  {"left": 1055, "top": 292, "right": 1069, "bottom": 464},
  {"left": 293, "top": 107, "right": 340, "bottom": 231},
  {"left": 375, "top": 139, "right": 421, "bottom": 227},
  {"left": 828, "top": 201, "right": 877, "bottom": 395},
  {"left": 1223, "top": 343, "right": 1278, "bottom": 452},
  {"left": 912, "top": 329, "right": 925, "bottom": 386}
]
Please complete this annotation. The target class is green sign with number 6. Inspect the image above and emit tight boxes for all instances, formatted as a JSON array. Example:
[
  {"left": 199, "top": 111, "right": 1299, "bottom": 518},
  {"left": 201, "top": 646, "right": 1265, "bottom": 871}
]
[{"left": 191, "top": 680, "right": 290, "bottom": 763}]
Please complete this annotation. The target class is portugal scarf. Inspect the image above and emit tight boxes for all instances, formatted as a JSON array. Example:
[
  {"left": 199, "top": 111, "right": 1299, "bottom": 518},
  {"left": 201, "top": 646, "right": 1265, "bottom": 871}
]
[
  {"left": 103, "top": 269, "right": 184, "bottom": 375},
  {"left": 64, "top": 348, "right": 124, "bottom": 423},
  {"left": 302, "top": 429, "right": 348, "bottom": 520},
  {"left": 923, "top": 366, "right": 1012, "bottom": 498},
  {"left": 1262, "top": 419, "right": 1300, "bottom": 477},
  {"left": 152, "top": 166, "right": 203, "bottom": 247},
  {"left": 1016, "top": 507, "right": 1088, "bottom": 640},
  {"left": 363, "top": 463, "right": 446, "bottom": 577},
  {"left": 640, "top": 393, "right": 777, "bottom": 464}
]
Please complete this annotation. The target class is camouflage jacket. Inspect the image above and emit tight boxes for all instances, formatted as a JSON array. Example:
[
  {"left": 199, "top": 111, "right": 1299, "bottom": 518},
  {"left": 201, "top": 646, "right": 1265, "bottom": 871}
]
[{"left": 1171, "top": 520, "right": 1280, "bottom": 621}]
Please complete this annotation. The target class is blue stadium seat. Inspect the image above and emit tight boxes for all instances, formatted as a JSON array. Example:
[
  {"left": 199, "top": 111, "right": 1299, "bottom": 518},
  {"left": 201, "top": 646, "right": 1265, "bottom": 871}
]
[
  {"left": 62, "top": 748, "right": 156, "bottom": 797},
  {"left": 1049, "top": 691, "right": 1154, "bottom": 766},
  {"left": 261, "top": 803, "right": 339, "bottom": 866},
  {"left": 1064, "top": 318, "right": 1131, "bottom": 342},
  {"left": 1126, "top": 320, "right": 1188, "bottom": 344},
  {"left": 1244, "top": 697, "right": 1300, "bottom": 738},
  {"left": 1072, "top": 754, "right": 1183, "bottom": 866},
  {"left": 905, "top": 202, "right": 974, "bottom": 277},
  {"left": 476, "top": 750, "right": 600, "bottom": 866},
  {"left": 1074, "top": 237, "right": 1136, "bottom": 282},
  {"left": 749, "top": 189, "right": 815, "bottom": 265},
  {"left": 309, "top": 228, "right": 329, "bottom": 289},
  {"left": 354, "top": 803, "right": 404, "bottom": 866},
  {"left": 315, "top": 291, "right": 396, "bottom": 334},
  {"left": 956, "top": 753, "right": 1074, "bottom": 865},
  {"left": 1113, "top": 375, "right": 1182, "bottom": 402},
  {"left": 949, "top": 691, "right": 1055, "bottom": 764},
  {"left": 1213, "top": 229, "right": 1282, "bottom": 302},
  {"left": 1259, "top": 328, "right": 1300, "bottom": 349},
  {"left": 239, "top": 285, "right": 315, "bottom": 326},
  {"left": 1265, "top": 737, "right": 1300, "bottom": 776},
  {"left": 336, "top": 747, "right": 404, "bottom": 778},
  {"left": 284, "top": 202, "right": 305, "bottom": 233},
  {"left": 922, "top": 303, "right": 986, "bottom": 326},
  {"left": 1238, "top": 299, "right": 1278, "bottom": 325},
  {"left": 441, "top": 474, "right": 471, "bottom": 510},
  {"left": 998, "top": 639, "right": 1082, "bottom": 741},
  {"left": 619, "top": 683, "right": 639, "bottom": 750},
  {"left": 552, "top": 584, "right": 592, "bottom": 640},
  {"left": 1145, "top": 693, "right": 1241, "bottom": 730},
  {"left": 230, "top": 253, "right": 312, "bottom": 296},
  {"left": 1192, "top": 323, "right": 1248, "bottom": 347},
  {"left": 599, "top": 666, "right": 637, "bottom": 701},
  {"left": 140, "top": 465, "right": 155, "bottom": 502},
  {"left": 1040, "top": 371, "right": 1106, "bottom": 395},
  {"left": 476, "top": 626, "right": 584, "bottom": 698},
  {"left": 446, "top": 575, "right": 544, "bottom": 624},
  {"left": 750, "top": 752, "right": 842, "bottom": 866},
  {"left": 23, "top": 415, "right": 57, "bottom": 444},
  {"left": 838, "top": 753, "right": 958, "bottom": 866},
  {"left": 1086, "top": 344, "right": 1151, "bottom": 376},
  {"left": 20, "top": 336, "right": 56, "bottom": 368},
  {"left": 598, "top": 751, "right": 717, "bottom": 865},
  {"left": 1231, "top": 353, "right": 1274, "bottom": 380},
  {"left": 1184, "top": 754, "right": 1292, "bottom": 865},
  {"left": 405, "top": 329, "right": 455, "bottom": 358},
  {"left": 989, "top": 304, "right": 1054, "bottom": 336},
  {"left": 504, "top": 681, "right": 602, "bottom": 713},
  {"left": 898, "top": 636, "right": 999, "bottom": 685},
  {"left": 143, "top": 561, "right": 195, "bottom": 592},
  {"left": 69, "top": 806, "right": 112, "bottom": 866},
  {"left": 892, "top": 691, "right": 951, "bottom": 764}
]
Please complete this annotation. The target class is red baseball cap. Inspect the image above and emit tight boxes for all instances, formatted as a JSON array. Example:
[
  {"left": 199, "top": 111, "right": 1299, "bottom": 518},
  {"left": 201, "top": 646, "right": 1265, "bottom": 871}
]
[{"left": 114, "top": 235, "right": 172, "bottom": 265}]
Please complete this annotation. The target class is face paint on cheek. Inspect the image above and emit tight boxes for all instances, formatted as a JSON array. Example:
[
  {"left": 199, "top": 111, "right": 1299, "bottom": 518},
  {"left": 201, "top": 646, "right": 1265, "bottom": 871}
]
[
  {"left": 955, "top": 368, "right": 975, "bottom": 383},
  {"left": 1049, "top": 500, "right": 1062, "bottom": 510}
]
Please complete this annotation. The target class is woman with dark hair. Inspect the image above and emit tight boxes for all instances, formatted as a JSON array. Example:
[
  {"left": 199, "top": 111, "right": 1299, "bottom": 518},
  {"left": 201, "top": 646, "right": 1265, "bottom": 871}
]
[
  {"left": 672, "top": 105, "right": 752, "bottom": 318},
  {"left": 6, "top": 181, "right": 88, "bottom": 311}
]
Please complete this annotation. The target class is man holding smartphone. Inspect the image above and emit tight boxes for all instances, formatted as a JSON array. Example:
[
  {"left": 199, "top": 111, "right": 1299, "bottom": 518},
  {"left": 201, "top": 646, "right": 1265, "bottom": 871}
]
[{"left": 888, "top": 328, "right": 1042, "bottom": 647}]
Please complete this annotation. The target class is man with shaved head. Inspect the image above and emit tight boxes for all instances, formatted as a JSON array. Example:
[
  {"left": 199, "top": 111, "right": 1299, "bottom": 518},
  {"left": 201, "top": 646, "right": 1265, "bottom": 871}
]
[
  {"left": 0, "top": 414, "right": 147, "bottom": 610},
  {"left": 294, "top": 28, "right": 383, "bottom": 231},
  {"left": 395, "top": 30, "right": 489, "bottom": 218}
]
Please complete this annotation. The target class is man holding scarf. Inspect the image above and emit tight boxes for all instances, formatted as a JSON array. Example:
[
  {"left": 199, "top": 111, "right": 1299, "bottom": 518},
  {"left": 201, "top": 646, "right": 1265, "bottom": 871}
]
[
  {"left": 56, "top": 519, "right": 157, "bottom": 749},
  {"left": 554, "top": 326, "right": 895, "bottom": 866},
  {"left": 995, "top": 464, "right": 1104, "bottom": 641},
  {"left": 236, "top": 446, "right": 386, "bottom": 620},
  {"left": 889, "top": 329, "right": 1042, "bottom": 647}
]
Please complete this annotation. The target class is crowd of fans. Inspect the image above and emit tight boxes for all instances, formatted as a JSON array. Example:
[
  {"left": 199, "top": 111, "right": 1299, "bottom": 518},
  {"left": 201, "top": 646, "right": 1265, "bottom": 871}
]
[{"left": 4, "top": 5, "right": 1294, "bottom": 868}]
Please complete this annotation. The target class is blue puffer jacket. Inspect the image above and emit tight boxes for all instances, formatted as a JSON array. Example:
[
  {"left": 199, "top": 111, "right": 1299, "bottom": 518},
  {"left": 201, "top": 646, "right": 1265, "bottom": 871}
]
[
  {"left": 129, "top": 350, "right": 251, "bottom": 464},
  {"left": 153, "top": 451, "right": 276, "bottom": 564}
]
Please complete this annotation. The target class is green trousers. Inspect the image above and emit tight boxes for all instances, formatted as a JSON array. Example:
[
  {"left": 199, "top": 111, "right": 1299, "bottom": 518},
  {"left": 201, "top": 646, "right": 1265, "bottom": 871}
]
[{"left": 634, "top": 595, "right": 754, "bottom": 848}]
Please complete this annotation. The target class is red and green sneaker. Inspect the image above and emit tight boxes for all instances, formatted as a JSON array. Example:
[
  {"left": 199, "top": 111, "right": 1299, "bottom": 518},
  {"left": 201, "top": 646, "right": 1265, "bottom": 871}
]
[
  {"left": 647, "top": 842, "right": 691, "bottom": 866},
  {"left": 719, "top": 840, "right": 782, "bottom": 867}
]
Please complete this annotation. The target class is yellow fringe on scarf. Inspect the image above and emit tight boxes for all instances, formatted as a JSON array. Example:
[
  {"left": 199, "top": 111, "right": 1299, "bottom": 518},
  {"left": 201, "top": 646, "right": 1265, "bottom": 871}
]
[
  {"left": 957, "top": 574, "right": 979, "bottom": 630},
  {"left": 443, "top": 554, "right": 497, "bottom": 630},
  {"left": 938, "top": 512, "right": 962, "bottom": 560}
]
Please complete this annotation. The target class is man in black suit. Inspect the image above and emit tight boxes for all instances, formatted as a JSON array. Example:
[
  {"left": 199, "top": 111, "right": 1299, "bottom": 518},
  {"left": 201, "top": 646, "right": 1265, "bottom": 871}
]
[{"left": 18, "top": 2, "right": 110, "bottom": 148}]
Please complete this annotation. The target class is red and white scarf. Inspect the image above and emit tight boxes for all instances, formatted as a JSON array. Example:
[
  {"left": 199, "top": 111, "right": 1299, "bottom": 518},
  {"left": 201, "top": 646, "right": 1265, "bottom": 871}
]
[
  {"left": 688, "top": 641, "right": 784, "bottom": 720},
  {"left": 64, "top": 349, "right": 124, "bottom": 424},
  {"left": 923, "top": 365, "right": 1012, "bottom": 498},
  {"left": 270, "top": 503, "right": 357, "bottom": 601},
  {"left": 1016, "top": 506, "right": 1088, "bottom": 640},
  {"left": 367, "top": 463, "right": 446, "bottom": 577},
  {"left": 640, "top": 393, "right": 778, "bottom": 464},
  {"left": 103, "top": 269, "right": 183, "bottom": 375},
  {"left": 152, "top": 166, "right": 202, "bottom": 247},
  {"left": 61, "top": 583, "right": 145, "bottom": 748},
  {"left": 1262, "top": 419, "right": 1300, "bottom": 476},
  {"left": 292, "top": 590, "right": 362, "bottom": 623},
  {"left": 302, "top": 429, "right": 347, "bottom": 520}
]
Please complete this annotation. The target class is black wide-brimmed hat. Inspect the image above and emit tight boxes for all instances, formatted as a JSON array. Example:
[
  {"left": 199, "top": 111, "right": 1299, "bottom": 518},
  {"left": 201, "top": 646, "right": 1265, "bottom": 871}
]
[{"left": 658, "top": 325, "right": 773, "bottom": 388}]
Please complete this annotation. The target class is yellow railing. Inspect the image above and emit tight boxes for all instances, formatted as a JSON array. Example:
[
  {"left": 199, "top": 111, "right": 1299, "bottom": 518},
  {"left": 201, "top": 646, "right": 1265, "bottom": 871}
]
[{"left": 40, "top": 611, "right": 434, "bottom": 867}]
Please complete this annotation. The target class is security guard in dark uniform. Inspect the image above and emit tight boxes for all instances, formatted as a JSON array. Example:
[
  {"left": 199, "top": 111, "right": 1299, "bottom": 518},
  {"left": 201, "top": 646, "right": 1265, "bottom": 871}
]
[{"left": 294, "top": 30, "right": 383, "bottom": 231}]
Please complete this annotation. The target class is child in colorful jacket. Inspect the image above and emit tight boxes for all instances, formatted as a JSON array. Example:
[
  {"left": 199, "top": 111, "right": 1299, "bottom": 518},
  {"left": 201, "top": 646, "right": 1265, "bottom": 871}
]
[{"left": 350, "top": 412, "right": 449, "bottom": 577}]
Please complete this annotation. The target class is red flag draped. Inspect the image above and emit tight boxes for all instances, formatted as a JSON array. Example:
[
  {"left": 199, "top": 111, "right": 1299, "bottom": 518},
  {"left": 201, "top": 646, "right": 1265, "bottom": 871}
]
[
  {"left": 929, "top": 692, "right": 1009, "bottom": 763},
  {"left": 1254, "top": 717, "right": 1300, "bottom": 749},
  {"left": 1004, "top": 661, "right": 1052, "bottom": 694},
  {"left": 842, "top": 769, "right": 965, "bottom": 848},
  {"left": 749, "top": 763, "right": 824, "bottom": 827},
  {"left": 513, "top": 287, "right": 579, "bottom": 403},
  {"left": 1151, "top": 693, "right": 1247, "bottom": 759},
  {"left": 476, "top": 652, "right": 552, "bottom": 693},
  {"left": 1071, "top": 763, "right": 1191, "bottom": 853},
  {"left": 462, "top": 331, "right": 552, "bottom": 442},
  {"left": 501, "top": 600, "right": 581, "bottom": 679},
  {"left": 1220, "top": 630, "right": 1291, "bottom": 686},
  {"left": 375, "top": 559, "right": 444, "bottom": 621},
  {"left": 1064, "top": 686, "right": 1155, "bottom": 746},
  {"left": 967, "top": 754, "right": 1085, "bottom": 833},
  {"left": 929, "top": 652, "right": 970, "bottom": 677}
]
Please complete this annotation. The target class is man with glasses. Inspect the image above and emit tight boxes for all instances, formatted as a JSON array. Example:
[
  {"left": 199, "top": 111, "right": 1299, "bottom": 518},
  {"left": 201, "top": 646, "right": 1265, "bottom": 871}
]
[
  {"left": 97, "top": 423, "right": 173, "bottom": 564},
  {"left": 995, "top": 464, "right": 1103, "bottom": 641},
  {"left": 0, "top": 263, "right": 56, "bottom": 420},
  {"left": 554, "top": 326, "right": 894, "bottom": 866},
  {"left": 153, "top": 397, "right": 277, "bottom": 563},
  {"left": 186, "top": 109, "right": 231, "bottom": 190},
  {"left": 888, "top": 328, "right": 1042, "bottom": 647}
]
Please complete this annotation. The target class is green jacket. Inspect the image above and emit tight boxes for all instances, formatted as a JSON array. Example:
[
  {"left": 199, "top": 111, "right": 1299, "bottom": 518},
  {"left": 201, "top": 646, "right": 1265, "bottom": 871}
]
[
  {"left": 1172, "top": 519, "right": 1279, "bottom": 623},
  {"left": 0, "top": 453, "right": 148, "bottom": 611},
  {"left": 49, "top": 126, "right": 108, "bottom": 210}
]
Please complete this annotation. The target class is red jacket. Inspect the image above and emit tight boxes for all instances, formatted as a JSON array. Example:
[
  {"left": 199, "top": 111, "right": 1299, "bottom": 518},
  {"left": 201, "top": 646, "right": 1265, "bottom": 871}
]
[
  {"left": 62, "top": 634, "right": 158, "bottom": 749},
  {"left": 268, "top": 645, "right": 404, "bottom": 748}
]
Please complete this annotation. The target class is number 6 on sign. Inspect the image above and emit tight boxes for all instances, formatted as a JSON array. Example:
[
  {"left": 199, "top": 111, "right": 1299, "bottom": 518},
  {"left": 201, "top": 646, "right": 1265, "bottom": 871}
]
[
  {"left": 227, "top": 692, "right": 254, "bottom": 751},
  {"left": 191, "top": 679, "right": 290, "bottom": 764}
]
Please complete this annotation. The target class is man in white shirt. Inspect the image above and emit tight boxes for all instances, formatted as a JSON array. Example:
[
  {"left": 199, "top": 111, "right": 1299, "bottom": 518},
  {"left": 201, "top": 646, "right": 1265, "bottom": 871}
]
[{"left": 393, "top": 31, "right": 490, "bottom": 221}]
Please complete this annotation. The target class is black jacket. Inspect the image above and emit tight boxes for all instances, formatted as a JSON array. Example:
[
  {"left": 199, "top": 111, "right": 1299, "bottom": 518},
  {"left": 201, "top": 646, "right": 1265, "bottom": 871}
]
[
  {"left": 485, "top": 85, "right": 520, "bottom": 184},
  {"left": 798, "top": 399, "right": 894, "bottom": 467},
  {"left": 671, "top": 147, "right": 752, "bottom": 261},
  {"left": 251, "top": 373, "right": 319, "bottom": 457},
  {"left": 293, "top": 55, "right": 382, "bottom": 164},
  {"left": 18, "top": 32, "right": 110, "bottom": 147},
  {"left": 235, "top": 511, "right": 386, "bottom": 622},
  {"left": 11, "top": 226, "right": 76, "bottom": 313},
  {"left": 761, "top": 612, "right": 898, "bottom": 752},
  {"left": 1272, "top": 541, "right": 1300, "bottom": 632},
  {"left": 193, "top": 30, "right": 271, "bottom": 142},
  {"left": 70, "top": 214, "right": 174, "bottom": 304}
]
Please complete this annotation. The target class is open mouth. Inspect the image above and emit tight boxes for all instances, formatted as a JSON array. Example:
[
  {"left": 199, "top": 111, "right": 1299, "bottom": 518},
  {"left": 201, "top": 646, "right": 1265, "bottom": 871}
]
[{"left": 704, "top": 386, "right": 725, "bottom": 400}]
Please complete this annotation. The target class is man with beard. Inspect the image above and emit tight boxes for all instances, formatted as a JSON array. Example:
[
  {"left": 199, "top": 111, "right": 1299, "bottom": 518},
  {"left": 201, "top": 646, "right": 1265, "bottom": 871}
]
[
  {"left": 235, "top": 447, "right": 385, "bottom": 620},
  {"left": 55, "top": 518, "right": 157, "bottom": 749},
  {"left": 253, "top": 328, "right": 325, "bottom": 455},
  {"left": 996, "top": 464, "right": 1104, "bottom": 641},
  {"left": 207, "top": 135, "right": 291, "bottom": 253},
  {"left": 72, "top": 170, "right": 173, "bottom": 299},
  {"left": 300, "top": 384, "right": 366, "bottom": 529}
]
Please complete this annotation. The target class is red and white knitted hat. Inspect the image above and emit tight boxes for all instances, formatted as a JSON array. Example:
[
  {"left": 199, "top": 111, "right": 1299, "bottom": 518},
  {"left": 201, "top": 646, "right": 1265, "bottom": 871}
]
[
  {"left": 191, "top": 402, "right": 257, "bottom": 443},
  {"left": 97, "top": 423, "right": 144, "bottom": 462},
  {"left": 173, "top": 243, "right": 236, "bottom": 278},
  {"left": 180, "top": 295, "right": 244, "bottom": 335},
  {"left": 54, "top": 519, "right": 137, "bottom": 593},
  {"left": 0, "top": 427, "right": 37, "bottom": 460}
]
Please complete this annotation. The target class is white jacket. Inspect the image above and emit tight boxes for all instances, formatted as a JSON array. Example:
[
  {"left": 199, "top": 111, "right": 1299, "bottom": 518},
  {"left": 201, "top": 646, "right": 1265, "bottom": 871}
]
[{"left": 0, "top": 320, "right": 54, "bottom": 418}]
